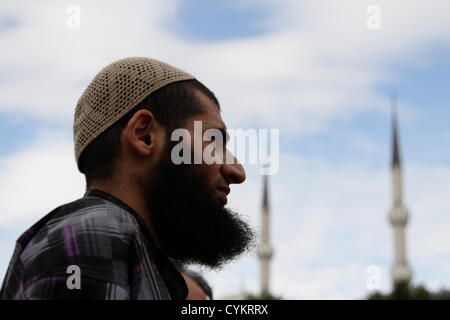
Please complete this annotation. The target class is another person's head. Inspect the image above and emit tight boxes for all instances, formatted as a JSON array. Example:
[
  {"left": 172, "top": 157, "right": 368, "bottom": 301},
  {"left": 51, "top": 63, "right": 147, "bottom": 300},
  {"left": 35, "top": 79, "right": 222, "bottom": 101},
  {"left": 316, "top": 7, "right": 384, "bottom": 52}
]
[
  {"left": 181, "top": 270, "right": 213, "bottom": 300},
  {"left": 74, "top": 57, "right": 255, "bottom": 269}
]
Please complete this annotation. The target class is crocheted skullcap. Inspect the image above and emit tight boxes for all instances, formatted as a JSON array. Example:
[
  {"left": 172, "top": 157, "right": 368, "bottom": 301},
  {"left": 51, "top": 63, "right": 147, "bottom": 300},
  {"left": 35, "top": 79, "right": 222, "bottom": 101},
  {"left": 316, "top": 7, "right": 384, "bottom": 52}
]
[{"left": 73, "top": 57, "right": 196, "bottom": 172}]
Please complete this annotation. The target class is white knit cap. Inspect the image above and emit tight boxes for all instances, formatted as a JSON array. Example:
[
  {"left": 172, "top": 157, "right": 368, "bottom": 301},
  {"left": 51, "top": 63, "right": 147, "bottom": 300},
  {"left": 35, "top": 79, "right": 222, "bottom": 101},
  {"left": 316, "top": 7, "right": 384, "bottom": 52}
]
[{"left": 73, "top": 57, "right": 196, "bottom": 172}]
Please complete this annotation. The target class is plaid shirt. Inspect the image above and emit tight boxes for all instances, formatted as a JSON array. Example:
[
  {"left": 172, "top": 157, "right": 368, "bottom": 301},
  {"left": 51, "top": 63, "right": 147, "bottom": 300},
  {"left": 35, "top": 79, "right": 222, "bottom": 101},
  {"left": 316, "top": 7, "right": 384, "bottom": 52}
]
[{"left": 0, "top": 189, "right": 188, "bottom": 300}]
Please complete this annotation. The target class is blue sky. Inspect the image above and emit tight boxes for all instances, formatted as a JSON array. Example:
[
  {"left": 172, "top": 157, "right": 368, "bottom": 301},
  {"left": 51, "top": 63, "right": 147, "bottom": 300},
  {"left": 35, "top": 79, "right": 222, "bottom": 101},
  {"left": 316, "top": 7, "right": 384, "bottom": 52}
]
[
  {"left": 1, "top": 0, "right": 450, "bottom": 299},
  {"left": 171, "top": 0, "right": 271, "bottom": 41}
]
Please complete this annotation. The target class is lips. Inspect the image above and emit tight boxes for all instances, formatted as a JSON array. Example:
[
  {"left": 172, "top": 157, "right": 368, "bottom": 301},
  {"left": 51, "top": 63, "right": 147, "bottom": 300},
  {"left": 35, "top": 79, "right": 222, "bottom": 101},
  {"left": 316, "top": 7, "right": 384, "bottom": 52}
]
[{"left": 218, "top": 185, "right": 230, "bottom": 196}]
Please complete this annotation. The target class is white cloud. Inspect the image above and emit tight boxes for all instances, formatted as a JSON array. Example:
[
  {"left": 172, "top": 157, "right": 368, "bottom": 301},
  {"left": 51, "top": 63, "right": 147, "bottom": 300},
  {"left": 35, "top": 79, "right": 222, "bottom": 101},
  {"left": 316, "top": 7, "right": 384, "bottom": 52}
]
[
  {"left": 1, "top": 0, "right": 450, "bottom": 132},
  {"left": 0, "top": 129, "right": 85, "bottom": 226}
]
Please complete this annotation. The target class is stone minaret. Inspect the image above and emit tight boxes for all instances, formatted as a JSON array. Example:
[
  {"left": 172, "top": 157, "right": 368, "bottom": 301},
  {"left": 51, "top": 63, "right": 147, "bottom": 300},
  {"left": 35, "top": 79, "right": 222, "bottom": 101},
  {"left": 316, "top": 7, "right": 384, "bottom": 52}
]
[
  {"left": 388, "top": 93, "right": 412, "bottom": 285},
  {"left": 257, "top": 172, "right": 273, "bottom": 297}
]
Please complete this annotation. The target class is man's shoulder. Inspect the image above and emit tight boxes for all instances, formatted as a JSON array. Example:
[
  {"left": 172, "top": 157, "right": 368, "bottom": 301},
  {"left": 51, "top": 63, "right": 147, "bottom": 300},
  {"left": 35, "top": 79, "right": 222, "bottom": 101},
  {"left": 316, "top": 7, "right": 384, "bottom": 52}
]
[
  {"left": 16, "top": 195, "right": 143, "bottom": 289},
  {"left": 48, "top": 195, "right": 140, "bottom": 236},
  {"left": 19, "top": 195, "right": 142, "bottom": 264}
]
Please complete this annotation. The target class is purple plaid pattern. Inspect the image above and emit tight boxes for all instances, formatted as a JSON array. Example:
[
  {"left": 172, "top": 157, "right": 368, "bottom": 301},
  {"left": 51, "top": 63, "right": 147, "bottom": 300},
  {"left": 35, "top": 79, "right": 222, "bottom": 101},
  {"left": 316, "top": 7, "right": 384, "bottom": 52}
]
[{"left": 0, "top": 189, "right": 187, "bottom": 300}]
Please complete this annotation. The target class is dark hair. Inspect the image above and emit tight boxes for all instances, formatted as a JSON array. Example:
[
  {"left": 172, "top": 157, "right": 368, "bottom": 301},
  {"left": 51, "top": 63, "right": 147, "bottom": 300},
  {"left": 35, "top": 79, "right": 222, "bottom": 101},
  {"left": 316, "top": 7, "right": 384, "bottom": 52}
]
[
  {"left": 181, "top": 269, "right": 214, "bottom": 300},
  {"left": 79, "top": 79, "right": 220, "bottom": 186}
]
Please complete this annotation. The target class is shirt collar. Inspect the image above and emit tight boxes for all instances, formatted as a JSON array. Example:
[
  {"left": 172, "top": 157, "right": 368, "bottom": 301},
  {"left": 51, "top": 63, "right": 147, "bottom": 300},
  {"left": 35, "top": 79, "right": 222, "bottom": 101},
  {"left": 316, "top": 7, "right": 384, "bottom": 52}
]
[{"left": 85, "top": 188, "right": 188, "bottom": 300}]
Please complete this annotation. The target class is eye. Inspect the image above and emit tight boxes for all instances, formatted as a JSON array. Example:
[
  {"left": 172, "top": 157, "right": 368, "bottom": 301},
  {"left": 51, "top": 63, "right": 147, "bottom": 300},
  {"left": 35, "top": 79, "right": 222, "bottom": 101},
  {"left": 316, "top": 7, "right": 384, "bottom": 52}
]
[{"left": 211, "top": 135, "right": 222, "bottom": 144}]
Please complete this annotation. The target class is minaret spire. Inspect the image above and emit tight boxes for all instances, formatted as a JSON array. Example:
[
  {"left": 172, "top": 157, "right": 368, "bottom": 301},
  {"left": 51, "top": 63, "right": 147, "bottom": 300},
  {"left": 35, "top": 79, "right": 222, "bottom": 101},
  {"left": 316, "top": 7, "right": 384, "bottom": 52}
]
[
  {"left": 391, "top": 93, "right": 401, "bottom": 168},
  {"left": 257, "top": 166, "right": 273, "bottom": 297},
  {"left": 388, "top": 92, "right": 412, "bottom": 286}
]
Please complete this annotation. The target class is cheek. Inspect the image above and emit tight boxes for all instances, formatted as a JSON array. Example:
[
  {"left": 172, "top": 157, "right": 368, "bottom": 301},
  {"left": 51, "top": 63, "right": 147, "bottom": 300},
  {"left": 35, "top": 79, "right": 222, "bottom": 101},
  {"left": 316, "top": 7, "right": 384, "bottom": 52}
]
[{"left": 198, "top": 163, "right": 222, "bottom": 187}]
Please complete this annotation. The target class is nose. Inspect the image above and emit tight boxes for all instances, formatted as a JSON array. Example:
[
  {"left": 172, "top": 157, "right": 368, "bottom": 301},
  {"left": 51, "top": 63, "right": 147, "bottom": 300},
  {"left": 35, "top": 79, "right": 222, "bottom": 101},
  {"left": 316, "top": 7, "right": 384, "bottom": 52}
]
[{"left": 221, "top": 151, "right": 246, "bottom": 185}]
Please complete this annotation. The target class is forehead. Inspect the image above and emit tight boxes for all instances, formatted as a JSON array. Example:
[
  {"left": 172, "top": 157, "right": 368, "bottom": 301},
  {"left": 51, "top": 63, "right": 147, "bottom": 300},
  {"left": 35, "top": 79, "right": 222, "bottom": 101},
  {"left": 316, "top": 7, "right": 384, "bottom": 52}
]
[{"left": 190, "top": 90, "right": 226, "bottom": 129}]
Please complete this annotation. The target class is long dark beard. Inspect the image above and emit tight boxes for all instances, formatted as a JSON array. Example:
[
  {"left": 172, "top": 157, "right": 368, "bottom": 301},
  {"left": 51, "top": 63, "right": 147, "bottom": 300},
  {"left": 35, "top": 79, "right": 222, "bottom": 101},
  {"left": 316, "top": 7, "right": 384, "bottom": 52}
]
[{"left": 139, "top": 142, "right": 255, "bottom": 269}]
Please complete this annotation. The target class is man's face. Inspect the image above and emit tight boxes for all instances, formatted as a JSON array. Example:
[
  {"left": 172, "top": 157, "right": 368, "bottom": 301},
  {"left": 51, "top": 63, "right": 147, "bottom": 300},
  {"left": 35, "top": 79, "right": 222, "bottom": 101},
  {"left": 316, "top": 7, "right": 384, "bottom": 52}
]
[
  {"left": 180, "top": 90, "right": 247, "bottom": 206},
  {"left": 138, "top": 90, "right": 255, "bottom": 269}
]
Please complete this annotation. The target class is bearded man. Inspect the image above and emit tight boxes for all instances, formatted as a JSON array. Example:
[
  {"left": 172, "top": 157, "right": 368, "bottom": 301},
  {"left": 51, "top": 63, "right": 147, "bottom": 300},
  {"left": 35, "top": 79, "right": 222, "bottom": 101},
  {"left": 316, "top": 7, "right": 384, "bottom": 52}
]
[{"left": 0, "top": 57, "right": 255, "bottom": 300}]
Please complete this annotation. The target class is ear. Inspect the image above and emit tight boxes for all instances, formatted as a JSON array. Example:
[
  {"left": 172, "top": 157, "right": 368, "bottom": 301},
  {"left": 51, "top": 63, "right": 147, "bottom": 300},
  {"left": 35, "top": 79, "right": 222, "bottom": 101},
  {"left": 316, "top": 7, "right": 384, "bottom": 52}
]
[{"left": 123, "top": 109, "right": 159, "bottom": 157}]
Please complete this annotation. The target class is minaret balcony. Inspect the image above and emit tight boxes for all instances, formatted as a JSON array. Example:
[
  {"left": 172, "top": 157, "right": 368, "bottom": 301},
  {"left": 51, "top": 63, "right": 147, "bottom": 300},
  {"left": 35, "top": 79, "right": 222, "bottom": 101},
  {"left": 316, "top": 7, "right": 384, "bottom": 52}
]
[
  {"left": 257, "top": 245, "right": 273, "bottom": 259},
  {"left": 388, "top": 207, "right": 409, "bottom": 225},
  {"left": 391, "top": 264, "right": 412, "bottom": 283}
]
